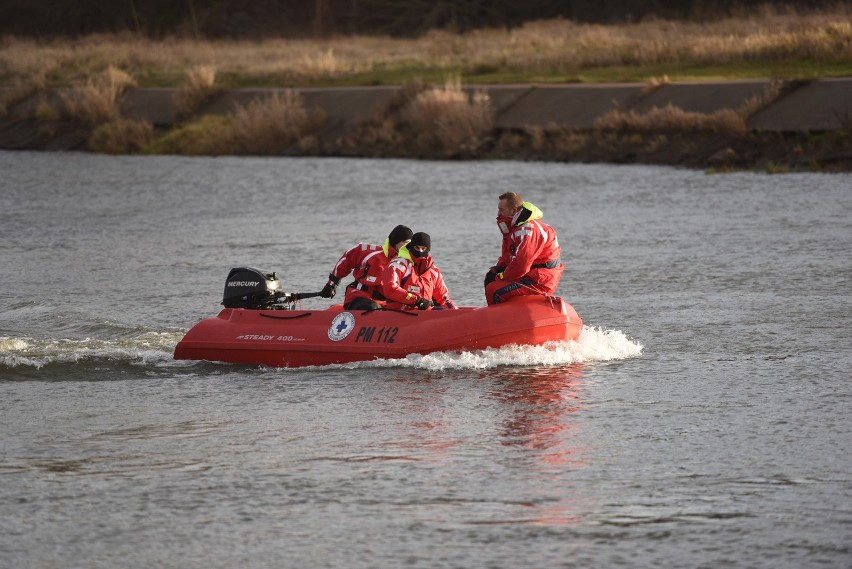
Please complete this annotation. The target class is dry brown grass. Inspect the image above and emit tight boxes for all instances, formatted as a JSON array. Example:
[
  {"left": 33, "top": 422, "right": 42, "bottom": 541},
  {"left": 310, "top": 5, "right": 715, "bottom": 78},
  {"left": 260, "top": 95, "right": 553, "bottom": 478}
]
[
  {"left": 594, "top": 104, "right": 748, "bottom": 136},
  {"left": 592, "top": 78, "right": 785, "bottom": 137},
  {"left": 736, "top": 79, "right": 784, "bottom": 118},
  {"left": 641, "top": 74, "right": 671, "bottom": 96},
  {"left": 61, "top": 65, "right": 136, "bottom": 124},
  {"left": 152, "top": 90, "right": 326, "bottom": 155},
  {"left": 1, "top": 6, "right": 849, "bottom": 88},
  {"left": 174, "top": 64, "right": 221, "bottom": 118},
  {"left": 339, "top": 79, "right": 492, "bottom": 158},
  {"left": 403, "top": 79, "right": 493, "bottom": 155},
  {"left": 226, "top": 90, "right": 326, "bottom": 154}
]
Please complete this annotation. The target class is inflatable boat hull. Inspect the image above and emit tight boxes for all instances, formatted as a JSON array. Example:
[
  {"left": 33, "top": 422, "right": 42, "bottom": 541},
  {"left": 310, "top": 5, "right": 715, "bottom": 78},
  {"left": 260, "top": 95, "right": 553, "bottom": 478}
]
[{"left": 174, "top": 295, "right": 582, "bottom": 368}]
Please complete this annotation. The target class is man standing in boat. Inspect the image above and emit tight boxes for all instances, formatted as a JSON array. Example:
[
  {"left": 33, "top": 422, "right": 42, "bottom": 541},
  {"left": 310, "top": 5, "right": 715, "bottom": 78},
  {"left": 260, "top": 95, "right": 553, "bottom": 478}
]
[
  {"left": 484, "top": 192, "right": 563, "bottom": 305},
  {"left": 382, "top": 232, "right": 456, "bottom": 311},
  {"left": 319, "top": 224, "right": 413, "bottom": 310}
]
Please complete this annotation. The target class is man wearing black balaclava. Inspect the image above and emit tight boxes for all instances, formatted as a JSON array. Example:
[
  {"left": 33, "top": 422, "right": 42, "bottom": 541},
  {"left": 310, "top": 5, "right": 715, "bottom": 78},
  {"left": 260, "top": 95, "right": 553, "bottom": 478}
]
[{"left": 382, "top": 232, "right": 456, "bottom": 311}]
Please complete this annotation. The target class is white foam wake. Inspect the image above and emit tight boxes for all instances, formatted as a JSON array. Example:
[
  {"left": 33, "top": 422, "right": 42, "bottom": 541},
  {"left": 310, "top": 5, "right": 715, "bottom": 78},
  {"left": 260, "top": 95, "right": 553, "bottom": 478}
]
[
  {"left": 338, "top": 325, "right": 643, "bottom": 371},
  {"left": 0, "top": 332, "right": 184, "bottom": 370}
]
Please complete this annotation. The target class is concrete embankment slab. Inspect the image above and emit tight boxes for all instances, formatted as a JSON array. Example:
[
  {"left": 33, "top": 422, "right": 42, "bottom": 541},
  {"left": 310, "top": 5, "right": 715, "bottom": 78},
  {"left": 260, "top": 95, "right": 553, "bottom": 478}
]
[
  {"left": 299, "top": 86, "right": 396, "bottom": 137},
  {"left": 748, "top": 78, "right": 852, "bottom": 131},
  {"left": 119, "top": 88, "right": 178, "bottom": 126},
  {"left": 493, "top": 84, "right": 643, "bottom": 130},
  {"left": 630, "top": 80, "right": 773, "bottom": 114}
]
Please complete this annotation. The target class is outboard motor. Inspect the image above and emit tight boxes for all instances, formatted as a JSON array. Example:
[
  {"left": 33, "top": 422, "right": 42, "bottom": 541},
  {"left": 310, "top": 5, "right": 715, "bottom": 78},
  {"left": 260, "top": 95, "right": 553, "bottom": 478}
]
[{"left": 222, "top": 267, "right": 286, "bottom": 309}]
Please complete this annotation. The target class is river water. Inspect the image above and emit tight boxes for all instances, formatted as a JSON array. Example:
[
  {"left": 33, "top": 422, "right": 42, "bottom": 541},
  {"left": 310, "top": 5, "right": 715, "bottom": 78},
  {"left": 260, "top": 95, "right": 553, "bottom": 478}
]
[{"left": 1, "top": 151, "right": 850, "bottom": 568}]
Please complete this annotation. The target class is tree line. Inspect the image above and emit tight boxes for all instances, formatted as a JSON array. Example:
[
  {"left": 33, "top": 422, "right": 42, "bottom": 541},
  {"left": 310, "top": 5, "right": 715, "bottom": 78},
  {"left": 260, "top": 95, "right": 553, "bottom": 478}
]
[{"left": 0, "top": 0, "right": 840, "bottom": 38}]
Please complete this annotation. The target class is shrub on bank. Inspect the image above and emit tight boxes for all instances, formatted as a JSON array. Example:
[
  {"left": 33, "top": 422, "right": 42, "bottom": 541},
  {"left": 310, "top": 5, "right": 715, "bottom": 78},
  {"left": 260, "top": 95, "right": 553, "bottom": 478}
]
[
  {"left": 149, "top": 90, "right": 326, "bottom": 155},
  {"left": 174, "top": 65, "right": 222, "bottom": 119},
  {"left": 89, "top": 118, "right": 154, "bottom": 154},
  {"left": 148, "top": 115, "right": 230, "bottom": 155},
  {"left": 594, "top": 104, "right": 748, "bottom": 136},
  {"left": 226, "top": 91, "right": 326, "bottom": 155},
  {"left": 340, "top": 79, "right": 493, "bottom": 158},
  {"left": 404, "top": 80, "right": 493, "bottom": 156},
  {"left": 61, "top": 66, "right": 135, "bottom": 125}
]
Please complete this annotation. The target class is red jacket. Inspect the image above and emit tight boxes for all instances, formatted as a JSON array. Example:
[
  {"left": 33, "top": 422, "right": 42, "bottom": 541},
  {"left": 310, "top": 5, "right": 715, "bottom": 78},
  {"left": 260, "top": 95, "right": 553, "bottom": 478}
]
[
  {"left": 494, "top": 202, "right": 562, "bottom": 291},
  {"left": 382, "top": 250, "right": 455, "bottom": 310},
  {"left": 329, "top": 240, "right": 399, "bottom": 305}
]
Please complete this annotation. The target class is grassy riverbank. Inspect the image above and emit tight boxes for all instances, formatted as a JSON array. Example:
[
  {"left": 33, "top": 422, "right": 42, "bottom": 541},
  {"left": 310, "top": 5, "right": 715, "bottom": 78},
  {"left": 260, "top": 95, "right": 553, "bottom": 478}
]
[
  {"left": 2, "top": 6, "right": 850, "bottom": 94},
  {"left": 1, "top": 6, "right": 851, "bottom": 172}
]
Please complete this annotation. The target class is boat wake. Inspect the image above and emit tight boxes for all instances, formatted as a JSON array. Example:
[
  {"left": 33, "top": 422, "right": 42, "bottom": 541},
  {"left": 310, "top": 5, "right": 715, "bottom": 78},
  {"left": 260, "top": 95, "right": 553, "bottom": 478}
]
[
  {"left": 1, "top": 325, "right": 641, "bottom": 373},
  {"left": 0, "top": 332, "right": 184, "bottom": 371},
  {"left": 339, "top": 325, "right": 643, "bottom": 371}
]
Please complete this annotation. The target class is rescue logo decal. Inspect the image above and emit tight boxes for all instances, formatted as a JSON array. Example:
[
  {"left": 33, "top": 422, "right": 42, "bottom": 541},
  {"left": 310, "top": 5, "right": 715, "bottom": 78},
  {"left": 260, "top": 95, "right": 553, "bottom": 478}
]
[{"left": 328, "top": 311, "right": 356, "bottom": 341}]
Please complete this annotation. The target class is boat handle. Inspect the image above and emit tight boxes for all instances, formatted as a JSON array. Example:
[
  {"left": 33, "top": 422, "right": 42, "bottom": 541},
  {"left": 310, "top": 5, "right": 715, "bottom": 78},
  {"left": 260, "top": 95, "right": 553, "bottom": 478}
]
[
  {"left": 361, "top": 308, "right": 419, "bottom": 316},
  {"left": 259, "top": 312, "right": 312, "bottom": 320}
]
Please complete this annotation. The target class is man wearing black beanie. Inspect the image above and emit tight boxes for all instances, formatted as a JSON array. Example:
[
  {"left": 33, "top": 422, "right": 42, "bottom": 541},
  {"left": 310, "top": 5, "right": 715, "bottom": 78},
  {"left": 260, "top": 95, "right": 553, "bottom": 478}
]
[
  {"left": 320, "top": 225, "right": 413, "bottom": 310},
  {"left": 408, "top": 232, "right": 431, "bottom": 256},
  {"left": 382, "top": 231, "right": 456, "bottom": 311}
]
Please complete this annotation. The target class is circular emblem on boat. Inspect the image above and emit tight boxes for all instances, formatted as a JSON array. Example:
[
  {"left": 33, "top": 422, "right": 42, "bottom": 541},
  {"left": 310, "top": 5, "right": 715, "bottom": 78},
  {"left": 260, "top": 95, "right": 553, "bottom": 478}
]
[{"left": 328, "top": 311, "right": 356, "bottom": 342}]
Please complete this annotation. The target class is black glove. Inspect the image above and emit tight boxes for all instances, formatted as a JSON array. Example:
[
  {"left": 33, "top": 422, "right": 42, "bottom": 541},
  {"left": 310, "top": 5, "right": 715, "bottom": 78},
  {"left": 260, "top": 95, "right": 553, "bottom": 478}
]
[
  {"left": 414, "top": 297, "right": 433, "bottom": 310},
  {"left": 484, "top": 266, "right": 504, "bottom": 287},
  {"left": 319, "top": 282, "right": 337, "bottom": 299}
]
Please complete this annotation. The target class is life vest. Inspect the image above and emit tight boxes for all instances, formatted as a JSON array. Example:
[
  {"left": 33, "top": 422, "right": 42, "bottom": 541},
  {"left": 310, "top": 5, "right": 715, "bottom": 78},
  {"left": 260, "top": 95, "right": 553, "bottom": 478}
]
[
  {"left": 330, "top": 239, "right": 399, "bottom": 305},
  {"left": 494, "top": 201, "right": 562, "bottom": 285},
  {"left": 382, "top": 247, "right": 455, "bottom": 310}
]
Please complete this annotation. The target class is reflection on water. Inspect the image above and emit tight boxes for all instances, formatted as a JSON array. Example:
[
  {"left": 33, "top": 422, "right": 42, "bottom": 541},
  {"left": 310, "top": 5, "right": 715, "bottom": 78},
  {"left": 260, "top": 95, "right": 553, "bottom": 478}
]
[
  {"left": 491, "top": 365, "right": 590, "bottom": 527},
  {"left": 491, "top": 365, "right": 586, "bottom": 468}
]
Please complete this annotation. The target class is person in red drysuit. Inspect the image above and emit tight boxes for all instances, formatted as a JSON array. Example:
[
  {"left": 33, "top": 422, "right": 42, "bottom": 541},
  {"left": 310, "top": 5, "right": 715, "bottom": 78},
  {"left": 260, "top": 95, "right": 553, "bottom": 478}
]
[
  {"left": 382, "top": 232, "right": 456, "bottom": 311},
  {"left": 484, "top": 192, "right": 563, "bottom": 305},
  {"left": 320, "top": 224, "right": 413, "bottom": 310}
]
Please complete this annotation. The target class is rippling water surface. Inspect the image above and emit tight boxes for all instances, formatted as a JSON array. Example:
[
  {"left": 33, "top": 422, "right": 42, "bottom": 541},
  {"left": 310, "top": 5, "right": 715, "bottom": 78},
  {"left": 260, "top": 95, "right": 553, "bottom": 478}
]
[{"left": 1, "top": 152, "right": 850, "bottom": 568}]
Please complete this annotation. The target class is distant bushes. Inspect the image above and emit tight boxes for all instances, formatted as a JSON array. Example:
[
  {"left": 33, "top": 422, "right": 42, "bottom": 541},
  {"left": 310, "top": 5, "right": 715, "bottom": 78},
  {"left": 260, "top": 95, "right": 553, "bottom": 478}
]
[
  {"left": 51, "top": 66, "right": 156, "bottom": 153},
  {"left": 61, "top": 66, "right": 136, "bottom": 125},
  {"left": 151, "top": 91, "right": 326, "bottom": 155},
  {"left": 592, "top": 80, "right": 784, "bottom": 137},
  {"left": 340, "top": 79, "right": 493, "bottom": 158},
  {"left": 89, "top": 119, "right": 155, "bottom": 153},
  {"left": 174, "top": 65, "right": 221, "bottom": 119}
]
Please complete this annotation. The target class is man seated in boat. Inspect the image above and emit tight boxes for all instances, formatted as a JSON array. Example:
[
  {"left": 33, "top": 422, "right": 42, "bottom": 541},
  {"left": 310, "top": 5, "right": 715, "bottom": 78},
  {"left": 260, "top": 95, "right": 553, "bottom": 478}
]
[
  {"left": 319, "top": 224, "right": 413, "bottom": 311},
  {"left": 382, "top": 232, "right": 456, "bottom": 311},
  {"left": 484, "top": 192, "right": 563, "bottom": 305}
]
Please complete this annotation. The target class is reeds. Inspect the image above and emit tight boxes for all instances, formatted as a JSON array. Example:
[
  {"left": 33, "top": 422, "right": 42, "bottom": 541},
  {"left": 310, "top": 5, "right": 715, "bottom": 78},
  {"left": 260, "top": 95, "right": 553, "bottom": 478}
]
[
  {"left": 594, "top": 104, "right": 748, "bottom": 136},
  {"left": 339, "top": 78, "right": 492, "bottom": 158},
  {"left": 593, "top": 79, "right": 784, "bottom": 137},
  {"left": 226, "top": 91, "right": 326, "bottom": 154},
  {"left": 152, "top": 90, "right": 326, "bottom": 155},
  {"left": 1, "top": 6, "right": 849, "bottom": 89},
  {"left": 61, "top": 65, "right": 136, "bottom": 124},
  {"left": 174, "top": 64, "right": 221, "bottom": 118},
  {"left": 403, "top": 79, "right": 493, "bottom": 155}
]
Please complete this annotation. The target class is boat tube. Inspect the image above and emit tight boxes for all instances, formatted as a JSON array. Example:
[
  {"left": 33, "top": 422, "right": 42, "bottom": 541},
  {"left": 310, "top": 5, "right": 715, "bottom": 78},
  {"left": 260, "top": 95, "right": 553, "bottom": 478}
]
[{"left": 174, "top": 267, "right": 583, "bottom": 368}]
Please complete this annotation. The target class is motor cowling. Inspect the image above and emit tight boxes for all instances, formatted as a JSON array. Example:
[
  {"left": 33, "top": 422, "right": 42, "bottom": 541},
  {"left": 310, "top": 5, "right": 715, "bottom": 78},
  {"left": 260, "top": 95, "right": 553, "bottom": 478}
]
[{"left": 222, "top": 267, "right": 284, "bottom": 309}]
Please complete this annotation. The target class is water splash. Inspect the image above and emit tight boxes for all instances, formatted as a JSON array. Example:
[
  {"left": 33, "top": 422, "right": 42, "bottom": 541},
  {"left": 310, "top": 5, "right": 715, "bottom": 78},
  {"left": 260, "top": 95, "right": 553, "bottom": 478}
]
[
  {"left": 332, "top": 325, "right": 643, "bottom": 371},
  {"left": 0, "top": 332, "right": 184, "bottom": 370}
]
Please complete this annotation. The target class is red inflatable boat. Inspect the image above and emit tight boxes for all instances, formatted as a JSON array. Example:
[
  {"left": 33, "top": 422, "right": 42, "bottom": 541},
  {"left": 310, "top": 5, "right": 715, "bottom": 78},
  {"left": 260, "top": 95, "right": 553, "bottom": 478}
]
[{"left": 173, "top": 267, "right": 583, "bottom": 368}]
